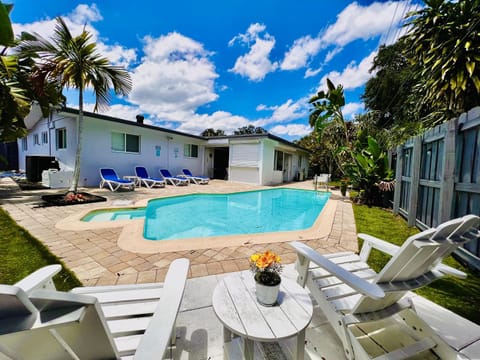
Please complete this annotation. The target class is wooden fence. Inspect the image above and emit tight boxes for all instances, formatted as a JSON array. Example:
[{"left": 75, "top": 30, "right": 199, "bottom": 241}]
[{"left": 392, "top": 106, "right": 480, "bottom": 264}]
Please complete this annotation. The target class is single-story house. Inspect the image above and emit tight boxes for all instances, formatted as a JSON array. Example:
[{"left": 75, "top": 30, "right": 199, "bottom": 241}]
[{"left": 17, "top": 106, "right": 310, "bottom": 187}]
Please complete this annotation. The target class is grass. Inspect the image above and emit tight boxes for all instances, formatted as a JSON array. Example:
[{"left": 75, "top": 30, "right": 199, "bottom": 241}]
[
  {"left": 353, "top": 204, "right": 480, "bottom": 325},
  {"left": 0, "top": 207, "right": 81, "bottom": 291}
]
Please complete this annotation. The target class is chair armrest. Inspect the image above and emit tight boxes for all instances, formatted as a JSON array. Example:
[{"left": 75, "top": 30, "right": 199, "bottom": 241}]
[
  {"left": 134, "top": 258, "right": 190, "bottom": 359},
  {"left": 358, "top": 233, "right": 399, "bottom": 256},
  {"left": 436, "top": 264, "right": 467, "bottom": 278},
  {"left": 14, "top": 265, "right": 62, "bottom": 294},
  {"left": 290, "top": 242, "right": 385, "bottom": 300}
]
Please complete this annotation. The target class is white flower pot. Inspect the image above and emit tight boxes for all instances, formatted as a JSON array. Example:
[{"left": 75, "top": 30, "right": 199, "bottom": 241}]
[{"left": 255, "top": 281, "right": 280, "bottom": 306}]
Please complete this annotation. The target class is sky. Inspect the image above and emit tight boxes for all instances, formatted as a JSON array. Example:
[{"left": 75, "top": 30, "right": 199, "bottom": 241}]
[{"left": 10, "top": 0, "right": 417, "bottom": 140}]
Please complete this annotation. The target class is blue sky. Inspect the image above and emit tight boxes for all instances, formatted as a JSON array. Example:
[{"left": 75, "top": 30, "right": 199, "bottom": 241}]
[{"left": 11, "top": 0, "right": 416, "bottom": 140}]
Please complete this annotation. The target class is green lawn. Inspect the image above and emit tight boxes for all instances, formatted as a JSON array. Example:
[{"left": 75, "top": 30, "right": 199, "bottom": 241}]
[
  {"left": 353, "top": 204, "right": 480, "bottom": 325},
  {"left": 0, "top": 208, "right": 81, "bottom": 291}
]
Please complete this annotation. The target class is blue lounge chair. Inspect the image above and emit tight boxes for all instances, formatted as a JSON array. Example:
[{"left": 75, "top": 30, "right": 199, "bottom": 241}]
[
  {"left": 99, "top": 168, "right": 135, "bottom": 192},
  {"left": 159, "top": 169, "right": 189, "bottom": 186},
  {"left": 181, "top": 168, "right": 209, "bottom": 184},
  {"left": 135, "top": 166, "right": 166, "bottom": 188}
]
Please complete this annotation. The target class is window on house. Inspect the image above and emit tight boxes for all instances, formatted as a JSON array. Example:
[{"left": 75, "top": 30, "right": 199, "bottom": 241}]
[
  {"left": 274, "top": 150, "right": 284, "bottom": 171},
  {"left": 111, "top": 132, "right": 140, "bottom": 153},
  {"left": 41, "top": 131, "right": 48, "bottom": 144},
  {"left": 184, "top": 144, "right": 198, "bottom": 158},
  {"left": 33, "top": 134, "right": 40, "bottom": 145},
  {"left": 56, "top": 128, "right": 67, "bottom": 149},
  {"left": 21, "top": 137, "right": 27, "bottom": 151},
  {"left": 298, "top": 155, "right": 302, "bottom": 167}
]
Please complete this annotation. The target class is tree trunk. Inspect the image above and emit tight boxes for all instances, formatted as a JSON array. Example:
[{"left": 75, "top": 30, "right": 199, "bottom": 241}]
[{"left": 69, "top": 89, "right": 83, "bottom": 192}]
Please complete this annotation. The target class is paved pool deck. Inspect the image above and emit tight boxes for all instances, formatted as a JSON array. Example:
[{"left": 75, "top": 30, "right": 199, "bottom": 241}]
[{"left": 0, "top": 178, "right": 357, "bottom": 286}]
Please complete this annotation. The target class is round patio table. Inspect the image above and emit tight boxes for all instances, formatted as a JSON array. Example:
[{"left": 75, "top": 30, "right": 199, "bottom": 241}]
[{"left": 212, "top": 271, "right": 313, "bottom": 360}]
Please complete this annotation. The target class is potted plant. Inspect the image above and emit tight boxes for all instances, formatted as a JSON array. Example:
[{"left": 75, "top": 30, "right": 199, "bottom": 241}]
[{"left": 249, "top": 250, "right": 283, "bottom": 306}]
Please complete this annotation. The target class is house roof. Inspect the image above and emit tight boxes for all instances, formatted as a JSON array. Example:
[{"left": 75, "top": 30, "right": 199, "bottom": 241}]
[
  {"left": 60, "top": 107, "right": 309, "bottom": 152},
  {"left": 61, "top": 107, "right": 205, "bottom": 140}
]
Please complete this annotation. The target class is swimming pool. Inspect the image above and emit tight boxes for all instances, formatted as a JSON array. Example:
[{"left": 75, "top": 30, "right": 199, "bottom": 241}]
[{"left": 82, "top": 188, "right": 330, "bottom": 240}]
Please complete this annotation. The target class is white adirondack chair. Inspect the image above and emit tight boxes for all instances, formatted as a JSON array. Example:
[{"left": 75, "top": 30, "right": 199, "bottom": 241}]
[
  {"left": 291, "top": 214, "right": 480, "bottom": 360},
  {"left": 0, "top": 258, "right": 189, "bottom": 359}
]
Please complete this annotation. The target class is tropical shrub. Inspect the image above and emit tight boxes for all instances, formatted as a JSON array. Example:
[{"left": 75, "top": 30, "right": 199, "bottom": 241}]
[{"left": 345, "top": 136, "right": 393, "bottom": 206}]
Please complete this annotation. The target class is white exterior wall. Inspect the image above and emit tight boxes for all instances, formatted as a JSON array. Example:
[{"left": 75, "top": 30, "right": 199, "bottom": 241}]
[
  {"left": 80, "top": 118, "right": 205, "bottom": 186},
  {"left": 18, "top": 115, "right": 78, "bottom": 172},
  {"left": 19, "top": 113, "right": 205, "bottom": 187},
  {"left": 261, "top": 140, "right": 282, "bottom": 185},
  {"left": 228, "top": 141, "right": 261, "bottom": 185}
]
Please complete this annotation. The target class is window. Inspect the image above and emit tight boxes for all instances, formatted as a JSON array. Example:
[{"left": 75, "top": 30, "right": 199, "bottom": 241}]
[
  {"left": 41, "top": 131, "right": 48, "bottom": 144},
  {"left": 21, "top": 137, "right": 27, "bottom": 151},
  {"left": 111, "top": 132, "right": 140, "bottom": 153},
  {"left": 298, "top": 155, "right": 302, "bottom": 167},
  {"left": 33, "top": 134, "right": 40, "bottom": 145},
  {"left": 184, "top": 144, "right": 198, "bottom": 158},
  {"left": 56, "top": 128, "right": 67, "bottom": 149},
  {"left": 274, "top": 150, "right": 284, "bottom": 171}
]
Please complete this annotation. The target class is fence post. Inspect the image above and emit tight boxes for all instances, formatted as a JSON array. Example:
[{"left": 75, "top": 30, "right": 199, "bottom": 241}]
[
  {"left": 392, "top": 145, "right": 403, "bottom": 215},
  {"left": 407, "top": 136, "right": 422, "bottom": 226},
  {"left": 439, "top": 118, "right": 458, "bottom": 223}
]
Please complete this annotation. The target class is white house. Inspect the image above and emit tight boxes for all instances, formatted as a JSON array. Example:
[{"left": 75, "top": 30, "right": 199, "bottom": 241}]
[{"left": 18, "top": 107, "right": 309, "bottom": 187}]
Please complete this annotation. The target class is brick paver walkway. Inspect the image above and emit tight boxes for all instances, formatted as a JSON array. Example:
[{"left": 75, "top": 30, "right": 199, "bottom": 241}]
[{"left": 0, "top": 178, "right": 357, "bottom": 286}]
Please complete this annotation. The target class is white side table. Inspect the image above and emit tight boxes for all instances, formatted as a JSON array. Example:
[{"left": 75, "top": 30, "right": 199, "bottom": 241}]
[
  {"left": 123, "top": 175, "right": 140, "bottom": 187},
  {"left": 212, "top": 271, "right": 313, "bottom": 360}
]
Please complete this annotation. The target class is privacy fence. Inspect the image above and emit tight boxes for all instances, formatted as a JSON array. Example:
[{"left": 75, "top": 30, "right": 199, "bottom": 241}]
[{"left": 392, "top": 107, "right": 480, "bottom": 265}]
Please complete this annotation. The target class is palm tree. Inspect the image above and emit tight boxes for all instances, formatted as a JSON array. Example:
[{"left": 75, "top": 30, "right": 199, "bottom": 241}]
[{"left": 18, "top": 17, "right": 132, "bottom": 192}]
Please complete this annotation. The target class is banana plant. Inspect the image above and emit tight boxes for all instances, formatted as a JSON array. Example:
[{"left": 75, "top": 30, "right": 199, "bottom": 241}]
[{"left": 345, "top": 136, "right": 393, "bottom": 206}]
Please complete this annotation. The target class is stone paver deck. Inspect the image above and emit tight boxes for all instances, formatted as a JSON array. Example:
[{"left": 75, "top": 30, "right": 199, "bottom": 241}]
[{"left": 0, "top": 178, "right": 357, "bottom": 286}]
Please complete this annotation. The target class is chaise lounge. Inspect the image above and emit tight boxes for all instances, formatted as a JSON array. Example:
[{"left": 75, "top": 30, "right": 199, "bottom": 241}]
[
  {"left": 99, "top": 168, "right": 135, "bottom": 192},
  {"left": 291, "top": 214, "right": 480, "bottom": 359},
  {"left": 135, "top": 166, "right": 166, "bottom": 188},
  {"left": 180, "top": 169, "right": 209, "bottom": 184},
  {"left": 159, "top": 169, "right": 189, "bottom": 186},
  {"left": 0, "top": 258, "right": 190, "bottom": 359}
]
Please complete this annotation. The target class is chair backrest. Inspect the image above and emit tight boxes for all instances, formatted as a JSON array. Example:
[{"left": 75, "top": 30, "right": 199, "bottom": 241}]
[
  {"left": 160, "top": 169, "right": 172, "bottom": 177},
  {"left": 0, "top": 287, "right": 118, "bottom": 359},
  {"left": 100, "top": 168, "right": 119, "bottom": 181},
  {"left": 135, "top": 166, "right": 149, "bottom": 179},
  {"left": 353, "top": 215, "right": 480, "bottom": 313},
  {"left": 0, "top": 285, "right": 38, "bottom": 334},
  {"left": 182, "top": 169, "right": 193, "bottom": 176}
]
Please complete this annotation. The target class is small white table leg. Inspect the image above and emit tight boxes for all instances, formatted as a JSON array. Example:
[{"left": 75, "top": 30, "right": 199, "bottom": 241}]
[
  {"left": 244, "top": 338, "right": 254, "bottom": 360},
  {"left": 296, "top": 329, "right": 306, "bottom": 359}
]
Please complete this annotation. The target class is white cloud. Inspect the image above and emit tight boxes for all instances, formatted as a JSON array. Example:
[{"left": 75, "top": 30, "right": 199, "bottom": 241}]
[
  {"left": 343, "top": 102, "right": 364, "bottom": 119},
  {"left": 280, "top": 35, "right": 321, "bottom": 71},
  {"left": 270, "top": 124, "right": 311, "bottom": 137},
  {"left": 279, "top": 1, "right": 410, "bottom": 71},
  {"left": 175, "top": 111, "right": 250, "bottom": 135},
  {"left": 254, "top": 98, "right": 308, "bottom": 127},
  {"left": 319, "top": 51, "right": 377, "bottom": 90},
  {"left": 128, "top": 32, "right": 219, "bottom": 120},
  {"left": 12, "top": 4, "right": 137, "bottom": 68},
  {"left": 322, "top": 1, "right": 410, "bottom": 47},
  {"left": 304, "top": 67, "right": 322, "bottom": 78},
  {"left": 229, "top": 23, "right": 278, "bottom": 81}
]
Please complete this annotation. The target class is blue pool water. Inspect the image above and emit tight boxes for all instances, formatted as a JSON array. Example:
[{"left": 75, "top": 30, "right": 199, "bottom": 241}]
[{"left": 83, "top": 188, "right": 330, "bottom": 240}]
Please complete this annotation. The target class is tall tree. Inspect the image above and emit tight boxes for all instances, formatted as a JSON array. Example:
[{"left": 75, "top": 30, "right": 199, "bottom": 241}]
[
  {"left": 0, "top": 1, "right": 29, "bottom": 142},
  {"left": 233, "top": 125, "right": 267, "bottom": 135},
  {"left": 403, "top": 0, "right": 480, "bottom": 125},
  {"left": 18, "top": 17, "right": 132, "bottom": 192},
  {"left": 201, "top": 128, "right": 225, "bottom": 137}
]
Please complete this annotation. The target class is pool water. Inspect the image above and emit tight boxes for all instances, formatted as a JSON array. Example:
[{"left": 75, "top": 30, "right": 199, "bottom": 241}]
[
  {"left": 82, "top": 207, "right": 146, "bottom": 221},
  {"left": 83, "top": 188, "right": 330, "bottom": 240}
]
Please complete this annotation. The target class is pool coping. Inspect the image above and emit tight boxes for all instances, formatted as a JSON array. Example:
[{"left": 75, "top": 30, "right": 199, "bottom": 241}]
[{"left": 56, "top": 190, "right": 337, "bottom": 254}]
